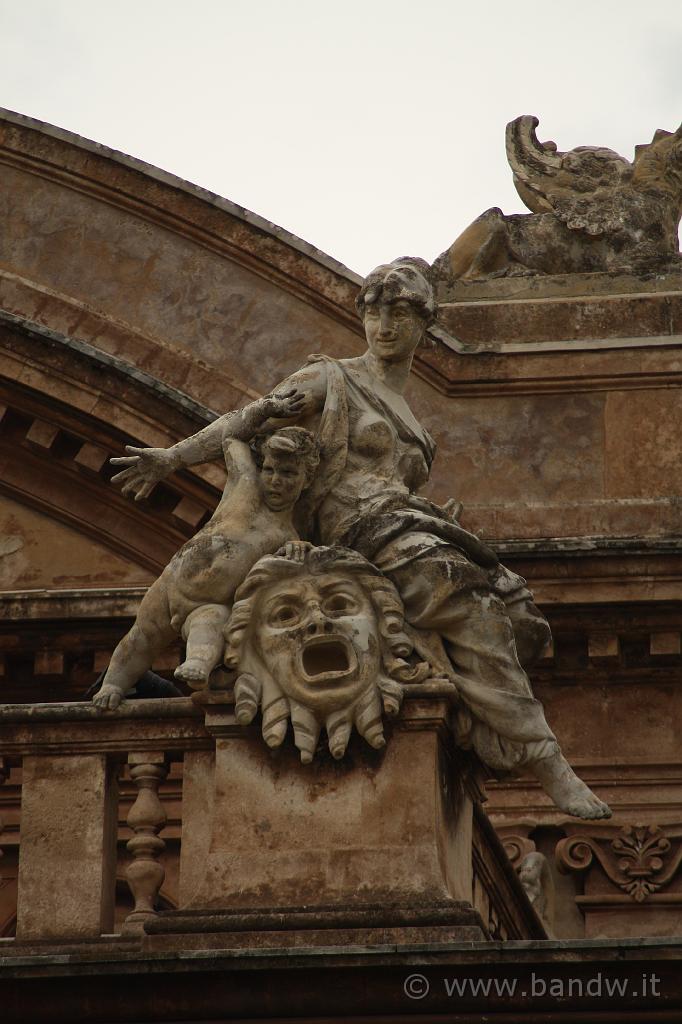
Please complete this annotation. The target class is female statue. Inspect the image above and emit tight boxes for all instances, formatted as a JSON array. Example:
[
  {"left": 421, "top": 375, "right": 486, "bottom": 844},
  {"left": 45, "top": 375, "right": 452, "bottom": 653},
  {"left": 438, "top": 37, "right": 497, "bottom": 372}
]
[{"left": 110, "top": 257, "right": 610, "bottom": 820}]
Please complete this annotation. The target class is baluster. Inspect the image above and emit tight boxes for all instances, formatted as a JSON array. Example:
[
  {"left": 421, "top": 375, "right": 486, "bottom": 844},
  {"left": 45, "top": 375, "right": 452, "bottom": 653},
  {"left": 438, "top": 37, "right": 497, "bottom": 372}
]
[{"left": 123, "top": 751, "right": 168, "bottom": 934}]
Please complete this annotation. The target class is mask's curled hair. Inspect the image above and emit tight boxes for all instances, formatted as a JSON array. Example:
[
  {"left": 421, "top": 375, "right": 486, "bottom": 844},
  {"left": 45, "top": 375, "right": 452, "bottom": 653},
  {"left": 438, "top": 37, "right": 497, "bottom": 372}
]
[{"left": 224, "top": 545, "right": 412, "bottom": 672}]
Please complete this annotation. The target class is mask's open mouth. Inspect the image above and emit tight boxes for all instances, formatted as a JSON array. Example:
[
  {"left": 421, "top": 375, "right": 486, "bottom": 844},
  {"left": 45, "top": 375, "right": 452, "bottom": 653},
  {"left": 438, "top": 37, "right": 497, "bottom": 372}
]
[{"left": 299, "top": 636, "right": 356, "bottom": 682}]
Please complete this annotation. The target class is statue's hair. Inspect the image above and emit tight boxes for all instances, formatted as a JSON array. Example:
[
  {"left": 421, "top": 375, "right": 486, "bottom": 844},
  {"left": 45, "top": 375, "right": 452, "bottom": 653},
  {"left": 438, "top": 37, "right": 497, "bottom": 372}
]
[
  {"left": 224, "top": 545, "right": 411, "bottom": 671},
  {"left": 355, "top": 256, "right": 436, "bottom": 323},
  {"left": 252, "top": 426, "right": 320, "bottom": 486}
]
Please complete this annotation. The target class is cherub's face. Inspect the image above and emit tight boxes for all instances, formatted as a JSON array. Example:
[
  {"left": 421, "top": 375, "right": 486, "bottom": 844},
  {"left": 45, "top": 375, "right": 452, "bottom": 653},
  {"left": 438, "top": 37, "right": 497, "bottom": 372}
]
[
  {"left": 253, "top": 573, "right": 381, "bottom": 714},
  {"left": 260, "top": 452, "right": 308, "bottom": 511}
]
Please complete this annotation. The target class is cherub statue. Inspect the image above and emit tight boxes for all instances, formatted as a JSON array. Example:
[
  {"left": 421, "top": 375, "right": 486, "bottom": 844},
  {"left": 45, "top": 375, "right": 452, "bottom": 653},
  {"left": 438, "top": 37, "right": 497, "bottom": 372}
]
[
  {"left": 434, "top": 114, "right": 682, "bottom": 284},
  {"left": 93, "top": 391, "right": 319, "bottom": 709}
]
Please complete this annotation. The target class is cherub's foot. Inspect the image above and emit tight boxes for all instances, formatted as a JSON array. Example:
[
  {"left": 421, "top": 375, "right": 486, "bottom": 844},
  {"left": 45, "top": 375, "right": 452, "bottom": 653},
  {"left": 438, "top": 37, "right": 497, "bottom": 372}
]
[
  {"left": 92, "top": 684, "right": 125, "bottom": 710},
  {"left": 531, "top": 752, "right": 612, "bottom": 820},
  {"left": 174, "top": 659, "right": 211, "bottom": 688}
]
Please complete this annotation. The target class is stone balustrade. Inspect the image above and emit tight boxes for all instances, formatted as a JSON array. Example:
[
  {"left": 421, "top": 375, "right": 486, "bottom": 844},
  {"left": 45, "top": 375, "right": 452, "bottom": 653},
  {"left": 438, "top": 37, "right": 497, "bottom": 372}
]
[
  {"left": 0, "top": 698, "right": 204, "bottom": 942},
  {"left": 0, "top": 693, "right": 545, "bottom": 949}
]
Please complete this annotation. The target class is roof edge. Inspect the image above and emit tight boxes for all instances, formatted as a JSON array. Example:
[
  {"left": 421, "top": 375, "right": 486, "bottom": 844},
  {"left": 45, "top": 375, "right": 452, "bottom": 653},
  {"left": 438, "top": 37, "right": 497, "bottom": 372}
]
[{"left": 0, "top": 107, "right": 363, "bottom": 289}]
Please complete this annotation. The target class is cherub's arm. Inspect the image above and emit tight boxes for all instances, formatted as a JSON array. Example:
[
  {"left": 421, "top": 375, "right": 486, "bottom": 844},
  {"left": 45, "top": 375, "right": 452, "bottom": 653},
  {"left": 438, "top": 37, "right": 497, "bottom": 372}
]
[
  {"left": 223, "top": 439, "right": 258, "bottom": 483},
  {"left": 110, "top": 363, "right": 327, "bottom": 501},
  {"left": 220, "top": 439, "right": 261, "bottom": 506}
]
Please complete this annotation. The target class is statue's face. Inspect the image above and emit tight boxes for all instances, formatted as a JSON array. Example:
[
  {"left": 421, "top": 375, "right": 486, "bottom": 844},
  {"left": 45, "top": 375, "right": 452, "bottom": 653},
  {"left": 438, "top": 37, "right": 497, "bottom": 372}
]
[
  {"left": 252, "top": 572, "right": 381, "bottom": 714},
  {"left": 259, "top": 452, "right": 308, "bottom": 511},
  {"left": 363, "top": 299, "right": 425, "bottom": 363}
]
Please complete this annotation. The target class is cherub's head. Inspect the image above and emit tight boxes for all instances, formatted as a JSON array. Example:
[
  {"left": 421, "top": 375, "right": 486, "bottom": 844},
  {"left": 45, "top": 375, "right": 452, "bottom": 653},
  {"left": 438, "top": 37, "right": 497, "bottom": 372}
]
[
  {"left": 225, "top": 545, "right": 421, "bottom": 762},
  {"left": 255, "top": 427, "right": 320, "bottom": 512}
]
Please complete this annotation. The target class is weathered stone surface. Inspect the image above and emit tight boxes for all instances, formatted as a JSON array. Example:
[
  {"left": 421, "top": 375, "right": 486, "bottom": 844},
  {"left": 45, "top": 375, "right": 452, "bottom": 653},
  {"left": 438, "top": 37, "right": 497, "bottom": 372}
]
[
  {"left": 182, "top": 698, "right": 474, "bottom": 913},
  {"left": 15, "top": 753, "right": 117, "bottom": 940}
]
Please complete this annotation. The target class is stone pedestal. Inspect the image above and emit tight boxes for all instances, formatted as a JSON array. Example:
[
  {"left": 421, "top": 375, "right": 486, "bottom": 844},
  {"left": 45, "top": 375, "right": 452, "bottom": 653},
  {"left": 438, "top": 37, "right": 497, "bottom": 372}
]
[{"left": 147, "top": 694, "right": 493, "bottom": 949}]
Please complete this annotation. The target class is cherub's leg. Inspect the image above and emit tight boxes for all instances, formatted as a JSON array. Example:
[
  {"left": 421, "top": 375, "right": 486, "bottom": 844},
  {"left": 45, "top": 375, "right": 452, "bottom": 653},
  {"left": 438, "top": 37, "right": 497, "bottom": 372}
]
[
  {"left": 175, "top": 603, "right": 230, "bottom": 688},
  {"left": 93, "top": 581, "right": 176, "bottom": 709}
]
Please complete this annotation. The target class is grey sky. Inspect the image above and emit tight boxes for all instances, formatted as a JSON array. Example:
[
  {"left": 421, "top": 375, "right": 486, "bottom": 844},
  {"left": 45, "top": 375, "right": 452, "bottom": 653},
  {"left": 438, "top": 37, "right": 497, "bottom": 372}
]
[{"left": 2, "top": 0, "right": 681, "bottom": 275}]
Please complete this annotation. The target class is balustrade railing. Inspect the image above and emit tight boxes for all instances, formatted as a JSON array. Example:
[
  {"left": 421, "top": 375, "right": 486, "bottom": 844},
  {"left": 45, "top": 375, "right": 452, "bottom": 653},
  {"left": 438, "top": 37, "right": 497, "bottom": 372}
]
[
  {"left": 0, "top": 694, "right": 545, "bottom": 947},
  {"left": 0, "top": 698, "right": 204, "bottom": 942}
]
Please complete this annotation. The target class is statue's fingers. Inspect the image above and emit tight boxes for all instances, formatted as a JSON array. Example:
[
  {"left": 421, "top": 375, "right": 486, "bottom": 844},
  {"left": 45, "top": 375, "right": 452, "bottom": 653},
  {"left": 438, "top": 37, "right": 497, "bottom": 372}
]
[
  {"left": 133, "top": 480, "right": 155, "bottom": 501},
  {"left": 110, "top": 456, "right": 141, "bottom": 466},
  {"left": 110, "top": 467, "right": 138, "bottom": 484},
  {"left": 124, "top": 444, "right": 149, "bottom": 455}
]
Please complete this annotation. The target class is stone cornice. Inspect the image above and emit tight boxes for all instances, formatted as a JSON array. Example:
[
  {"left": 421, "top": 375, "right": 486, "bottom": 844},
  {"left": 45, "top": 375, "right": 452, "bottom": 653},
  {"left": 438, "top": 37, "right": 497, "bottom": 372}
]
[{"left": 0, "top": 109, "right": 364, "bottom": 335}]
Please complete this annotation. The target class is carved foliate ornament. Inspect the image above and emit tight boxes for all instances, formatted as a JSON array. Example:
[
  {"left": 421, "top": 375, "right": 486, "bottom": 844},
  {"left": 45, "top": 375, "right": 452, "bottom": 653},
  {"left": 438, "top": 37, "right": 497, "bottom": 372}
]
[{"left": 556, "top": 824, "right": 682, "bottom": 902}]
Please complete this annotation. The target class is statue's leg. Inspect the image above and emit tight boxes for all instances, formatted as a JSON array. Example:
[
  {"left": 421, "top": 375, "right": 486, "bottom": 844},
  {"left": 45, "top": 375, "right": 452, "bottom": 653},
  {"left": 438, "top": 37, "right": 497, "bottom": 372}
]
[
  {"left": 93, "top": 579, "right": 177, "bottom": 708},
  {"left": 176, "top": 603, "right": 230, "bottom": 688},
  {"left": 386, "top": 546, "right": 610, "bottom": 819},
  {"left": 489, "top": 566, "right": 552, "bottom": 667}
]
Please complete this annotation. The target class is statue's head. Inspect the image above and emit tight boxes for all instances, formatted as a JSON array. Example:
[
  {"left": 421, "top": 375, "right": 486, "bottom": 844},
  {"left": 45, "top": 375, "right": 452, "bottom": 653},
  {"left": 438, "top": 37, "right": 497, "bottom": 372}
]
[
  {"left": 356, "top": 257, "right": 435, "bottom": 363},
  {"left": 254, "top": 427, "right": 320, "bottom": 512},
  {"left": 225, "top": 546, "right": 416, "bottom": 761}
]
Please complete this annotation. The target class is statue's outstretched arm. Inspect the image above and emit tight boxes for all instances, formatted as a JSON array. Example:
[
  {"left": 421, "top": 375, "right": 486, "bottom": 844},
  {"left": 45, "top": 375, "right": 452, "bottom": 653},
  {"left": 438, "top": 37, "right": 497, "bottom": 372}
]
[{"left": 110, "top": 364, "right": 326, "bottom": 501}]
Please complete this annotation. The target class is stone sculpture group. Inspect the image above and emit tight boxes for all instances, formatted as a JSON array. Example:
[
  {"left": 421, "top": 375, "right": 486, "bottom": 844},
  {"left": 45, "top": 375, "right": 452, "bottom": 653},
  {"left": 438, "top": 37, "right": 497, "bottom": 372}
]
[
  {"left": 92, "top": 111, "right": 682, "bottom": 822},
  {"left": 93, "top": 249, "right": 619, "bottom": 821}
]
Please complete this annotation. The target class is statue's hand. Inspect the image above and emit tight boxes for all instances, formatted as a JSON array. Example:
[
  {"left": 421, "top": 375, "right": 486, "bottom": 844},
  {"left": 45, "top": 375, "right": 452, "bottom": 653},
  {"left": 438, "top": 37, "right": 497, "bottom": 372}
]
[
  {"left": 442, "top": 498, "right": 464, "bottom": 522},
  {"left": 92, "top": 684, "right": 125, "bottom": 710},
  {"left": 110, "top": 446, "right": 178, "bottom": 501},
  {"left": 261, "top": 387, "right": 308, "bottom": 420},
  {"left": 279, "top": 540, "right": 314, "bottom": 563}
]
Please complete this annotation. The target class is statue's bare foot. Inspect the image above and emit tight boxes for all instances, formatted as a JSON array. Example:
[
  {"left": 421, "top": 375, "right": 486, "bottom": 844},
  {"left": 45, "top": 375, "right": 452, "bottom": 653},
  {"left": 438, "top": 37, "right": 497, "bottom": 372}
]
[
  {"left": 92, "top": 684, "right": 124, "bottom": 710},
  {"left": 174, "top": 659, "right": 210, "bottom": 688},
  {"left": 531, "top": 752, "right": 611, "bottom": 820}
]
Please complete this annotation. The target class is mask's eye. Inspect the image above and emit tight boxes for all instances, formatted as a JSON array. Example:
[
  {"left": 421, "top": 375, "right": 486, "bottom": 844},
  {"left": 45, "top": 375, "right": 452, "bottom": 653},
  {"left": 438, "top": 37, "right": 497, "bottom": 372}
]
[
  {"left": 322, "top": 592, "right": 358, "bottom": 616},
  {"left": 268, "top": 604, "right": 301, "bottom": 627}
]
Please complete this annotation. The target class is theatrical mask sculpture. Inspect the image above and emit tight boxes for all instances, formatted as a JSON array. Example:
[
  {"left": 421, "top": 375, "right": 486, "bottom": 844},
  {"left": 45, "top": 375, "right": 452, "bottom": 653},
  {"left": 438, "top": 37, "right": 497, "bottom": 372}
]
[{"left": 224, "top": 545, "right": 430, "bottom": 762}]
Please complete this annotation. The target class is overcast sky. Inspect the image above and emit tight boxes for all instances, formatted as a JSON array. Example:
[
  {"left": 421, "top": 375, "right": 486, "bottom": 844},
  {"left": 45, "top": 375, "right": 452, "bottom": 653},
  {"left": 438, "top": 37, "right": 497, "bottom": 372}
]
[{"left": 2, "top": 0, "right": 681, "bottom": 275}]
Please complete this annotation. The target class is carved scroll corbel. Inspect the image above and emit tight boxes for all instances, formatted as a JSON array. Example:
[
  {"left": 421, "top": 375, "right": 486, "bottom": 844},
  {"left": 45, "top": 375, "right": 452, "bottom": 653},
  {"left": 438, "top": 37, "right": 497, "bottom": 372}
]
[{"left": 556, "top": 824, "right": 682, "bottom": 903}]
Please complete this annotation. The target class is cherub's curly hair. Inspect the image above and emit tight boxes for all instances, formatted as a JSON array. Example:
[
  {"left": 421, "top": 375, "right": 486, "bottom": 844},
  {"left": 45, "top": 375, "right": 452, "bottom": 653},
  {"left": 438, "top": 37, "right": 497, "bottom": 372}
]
[{"left": 251, "top": 426, "right": 320, "bottom": 487}]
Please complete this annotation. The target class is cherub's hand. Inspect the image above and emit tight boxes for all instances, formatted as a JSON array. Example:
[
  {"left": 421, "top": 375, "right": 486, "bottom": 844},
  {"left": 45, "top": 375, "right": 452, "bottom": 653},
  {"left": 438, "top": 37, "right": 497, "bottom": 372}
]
[
  {"left": 261, "top": 388, "right": 308, "bottom": 421},
  {"left": 92, "top": 684, "right": 125, "bottom": 710},
  {"left": 442, "top": 498, "right": 464, "bottom": 522},
  {"left": 110, "top": 446, "right": 178, "bottom": 501},
  {"left": 279, "top": 540, "right": 314, "bottom": 563}
]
